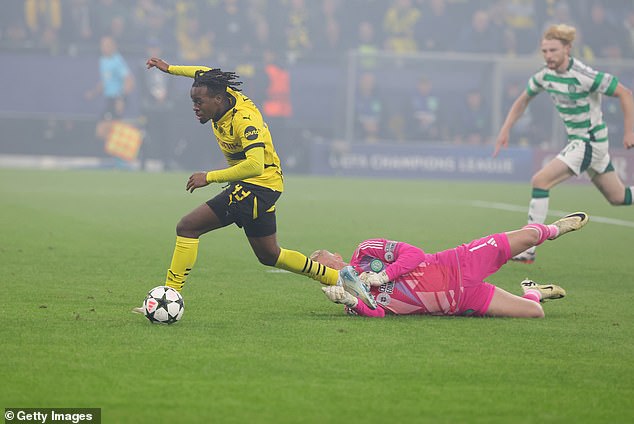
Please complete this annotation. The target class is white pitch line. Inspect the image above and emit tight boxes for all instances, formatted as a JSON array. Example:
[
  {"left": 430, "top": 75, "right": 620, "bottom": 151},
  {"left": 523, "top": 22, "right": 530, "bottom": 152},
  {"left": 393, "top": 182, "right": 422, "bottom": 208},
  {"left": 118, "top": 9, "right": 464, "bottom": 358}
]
[{"left": 469, "top": 200, "right": 634, "bottom": 228}]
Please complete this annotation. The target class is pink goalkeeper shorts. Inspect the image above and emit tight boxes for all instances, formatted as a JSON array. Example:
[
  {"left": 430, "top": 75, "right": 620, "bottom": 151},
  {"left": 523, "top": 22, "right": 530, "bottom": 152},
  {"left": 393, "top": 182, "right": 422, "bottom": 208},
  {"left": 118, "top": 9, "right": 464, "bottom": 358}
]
[{"left": 453, "top": 233, "right": 511, "bottom": 316}]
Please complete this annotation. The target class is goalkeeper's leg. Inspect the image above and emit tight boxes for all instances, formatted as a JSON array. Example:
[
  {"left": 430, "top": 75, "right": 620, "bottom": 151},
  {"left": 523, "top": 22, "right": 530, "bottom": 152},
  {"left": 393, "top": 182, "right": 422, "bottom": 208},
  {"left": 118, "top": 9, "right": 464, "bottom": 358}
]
[{"left": 485, "top": 286, "right": 545, "bottom": 318}]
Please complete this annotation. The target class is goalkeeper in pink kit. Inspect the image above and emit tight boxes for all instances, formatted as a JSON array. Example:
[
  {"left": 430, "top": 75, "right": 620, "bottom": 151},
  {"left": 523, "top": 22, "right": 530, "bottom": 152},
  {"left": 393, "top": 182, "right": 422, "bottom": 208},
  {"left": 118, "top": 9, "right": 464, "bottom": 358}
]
[{"left": 313, "top": 212, "right": 588, "bottom": 318}]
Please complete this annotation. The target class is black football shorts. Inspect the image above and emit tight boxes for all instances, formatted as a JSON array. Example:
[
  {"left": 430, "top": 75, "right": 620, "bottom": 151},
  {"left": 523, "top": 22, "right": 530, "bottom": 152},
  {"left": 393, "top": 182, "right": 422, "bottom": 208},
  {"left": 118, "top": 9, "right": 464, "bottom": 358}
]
[{"left": 206, "top": 181, "right": 281, "bottom": 237}]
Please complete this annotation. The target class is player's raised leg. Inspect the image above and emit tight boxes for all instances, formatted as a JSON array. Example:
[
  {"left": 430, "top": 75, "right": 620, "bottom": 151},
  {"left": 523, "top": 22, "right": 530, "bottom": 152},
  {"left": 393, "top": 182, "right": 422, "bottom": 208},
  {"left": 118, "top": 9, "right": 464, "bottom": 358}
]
[
  {"left": 592, "top": 170, "right": 634, "bottom": 207},
  {"left": 513, "top": 159, "right": 574, "bottom": 263},
  {"left": 548, "top": 212, "right": 588, "bottom": 239}
]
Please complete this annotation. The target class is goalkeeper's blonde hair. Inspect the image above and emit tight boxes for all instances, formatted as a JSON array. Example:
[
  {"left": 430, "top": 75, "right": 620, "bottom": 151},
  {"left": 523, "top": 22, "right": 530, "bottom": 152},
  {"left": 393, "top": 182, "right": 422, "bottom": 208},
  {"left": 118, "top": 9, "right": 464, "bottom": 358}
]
[
  {"left": 309, "top": 250, "right": 326, "bottom": 261},
  {"left": 543, "top": 24, "right": 576, "bottom": 45}
]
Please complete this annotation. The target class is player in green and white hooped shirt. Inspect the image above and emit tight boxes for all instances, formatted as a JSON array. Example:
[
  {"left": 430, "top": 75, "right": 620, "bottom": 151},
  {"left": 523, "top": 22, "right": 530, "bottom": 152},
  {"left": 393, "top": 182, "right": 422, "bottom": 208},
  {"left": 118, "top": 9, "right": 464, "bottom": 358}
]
[{"left": 494, "top": 24, "right": 634, "bottom": 263}]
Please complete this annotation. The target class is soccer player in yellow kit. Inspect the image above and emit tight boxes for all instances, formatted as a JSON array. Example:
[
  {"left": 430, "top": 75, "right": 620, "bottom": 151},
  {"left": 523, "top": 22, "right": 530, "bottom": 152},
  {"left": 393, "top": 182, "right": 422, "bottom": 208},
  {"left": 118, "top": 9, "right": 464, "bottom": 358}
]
[{"left": 134, "top": 57, "right": 376, "bottom": 312}]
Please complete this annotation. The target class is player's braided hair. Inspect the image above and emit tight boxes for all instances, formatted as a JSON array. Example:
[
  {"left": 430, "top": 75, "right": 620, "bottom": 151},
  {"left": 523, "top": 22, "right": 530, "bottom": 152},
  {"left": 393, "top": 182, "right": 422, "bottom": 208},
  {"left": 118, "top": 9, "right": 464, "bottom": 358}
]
[{"left": 193, "top": 68, "right": 243, "bottom": 95}]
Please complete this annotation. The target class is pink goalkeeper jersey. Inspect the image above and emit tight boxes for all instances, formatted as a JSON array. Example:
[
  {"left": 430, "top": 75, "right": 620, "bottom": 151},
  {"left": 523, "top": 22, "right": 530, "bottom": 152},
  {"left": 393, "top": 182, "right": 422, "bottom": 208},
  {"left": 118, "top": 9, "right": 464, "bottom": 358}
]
[{"left": 349, "top": 238, "right": 465, "bottom": 316}]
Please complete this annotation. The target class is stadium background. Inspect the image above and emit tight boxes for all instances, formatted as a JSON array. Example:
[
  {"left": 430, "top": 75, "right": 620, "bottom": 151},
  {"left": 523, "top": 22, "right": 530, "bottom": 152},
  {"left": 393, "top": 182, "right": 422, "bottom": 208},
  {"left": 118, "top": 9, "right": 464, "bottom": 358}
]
[
  {"left": 1, "top": 0, "right": 633, "bottom": 183},
  {"left": 2, "top": 2, "right": 634, "bottom": 423}
]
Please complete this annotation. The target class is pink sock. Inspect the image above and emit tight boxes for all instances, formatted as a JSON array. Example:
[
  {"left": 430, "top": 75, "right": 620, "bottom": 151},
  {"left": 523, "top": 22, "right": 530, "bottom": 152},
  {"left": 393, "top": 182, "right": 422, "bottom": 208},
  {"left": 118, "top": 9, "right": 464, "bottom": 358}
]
[
  {"left": 523, "top": 224, "right": 558, "bottom": 244},
  {"left": 523, "top": 289, "right": 541, "bottom": 303}
]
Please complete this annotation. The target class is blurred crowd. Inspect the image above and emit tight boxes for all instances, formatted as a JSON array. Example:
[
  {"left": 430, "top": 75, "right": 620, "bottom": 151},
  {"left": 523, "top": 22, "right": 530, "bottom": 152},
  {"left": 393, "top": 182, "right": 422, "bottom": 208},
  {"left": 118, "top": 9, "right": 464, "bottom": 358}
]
[
  {"left": 2, "top": 0, "right": 633, "bottom": 62},
  {"left": 1, "top": 0, "right": 634, "bottom": 160}
]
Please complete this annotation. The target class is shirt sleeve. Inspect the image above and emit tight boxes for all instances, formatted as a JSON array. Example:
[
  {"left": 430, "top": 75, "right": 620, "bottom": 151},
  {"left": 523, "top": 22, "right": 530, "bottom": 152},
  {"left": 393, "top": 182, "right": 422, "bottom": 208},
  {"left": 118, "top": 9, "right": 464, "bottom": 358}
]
[
  {"left": 351, "top": 239, "right": 426, "bottom": 281},
  {"left": 350, "top": 302, "right": 386, "bottom": 318},
  {"left": 206, "top": 146, "right": 264, "bottom": 183},
  {"left": 590, "top": 71, "right": 619, "bottom": 96},
  {"left": 234, "top": 109, "right": 266, "bottom": 151},
  {"left": 167, "top": 65, "right": 213, "bottom": 78},
  {"left": 526, "top": 72, "right": 543, "bottom": 97},
  {"left": 383, "top": 241, "right": 426, "bottom": 281}
]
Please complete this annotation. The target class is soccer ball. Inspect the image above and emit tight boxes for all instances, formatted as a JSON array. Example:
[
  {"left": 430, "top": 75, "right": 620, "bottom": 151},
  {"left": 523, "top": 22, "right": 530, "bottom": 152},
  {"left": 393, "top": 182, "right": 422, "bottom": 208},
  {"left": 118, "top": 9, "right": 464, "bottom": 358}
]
[{"left": 143, "top": 286, "right": 184, "bottom": 324}]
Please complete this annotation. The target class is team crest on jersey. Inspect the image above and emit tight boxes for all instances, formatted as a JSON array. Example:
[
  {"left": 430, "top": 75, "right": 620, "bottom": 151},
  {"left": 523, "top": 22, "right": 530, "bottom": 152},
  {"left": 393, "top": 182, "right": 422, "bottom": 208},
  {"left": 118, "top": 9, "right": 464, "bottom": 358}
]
[
  {"left": 568, "top": 84, "right": 577, "bottom": 93},
  {"left": 244, "top": 125, "right": 259, "bottom": 140},
  {"left": 370, "top": 259, "right": 384, "bottom": 272}
]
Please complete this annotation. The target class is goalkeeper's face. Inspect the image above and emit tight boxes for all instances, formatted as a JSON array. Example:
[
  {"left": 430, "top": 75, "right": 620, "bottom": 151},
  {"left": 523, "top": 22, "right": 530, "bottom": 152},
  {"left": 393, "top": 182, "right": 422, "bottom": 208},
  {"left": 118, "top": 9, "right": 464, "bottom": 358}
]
[
  {"left": 311, "top": 250, "right": 346, "bottom": 270},
  {"left": 191, "top": 86, "right": 223, "bottom": 124}
]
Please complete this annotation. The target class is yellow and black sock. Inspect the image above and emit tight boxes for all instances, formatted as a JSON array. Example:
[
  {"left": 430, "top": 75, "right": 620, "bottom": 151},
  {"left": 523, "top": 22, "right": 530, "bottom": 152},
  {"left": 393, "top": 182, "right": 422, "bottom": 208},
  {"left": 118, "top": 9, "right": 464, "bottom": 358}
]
[
  {"left": 165, "top": 236, "right": 199, "bottom": 292},
  {"left": 275, "top": 248, "right": 339, "bottom": 285}
]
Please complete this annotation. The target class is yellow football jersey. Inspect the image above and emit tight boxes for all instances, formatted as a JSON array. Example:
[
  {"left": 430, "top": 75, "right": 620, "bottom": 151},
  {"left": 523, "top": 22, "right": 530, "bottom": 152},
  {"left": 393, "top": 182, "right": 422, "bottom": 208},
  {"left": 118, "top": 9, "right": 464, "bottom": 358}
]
[
  {"left": 213, "top": 87, "right": 283, "bottom": 191},
  {"left": 169, "top": 65, "right": 284, "bottom": 192}
]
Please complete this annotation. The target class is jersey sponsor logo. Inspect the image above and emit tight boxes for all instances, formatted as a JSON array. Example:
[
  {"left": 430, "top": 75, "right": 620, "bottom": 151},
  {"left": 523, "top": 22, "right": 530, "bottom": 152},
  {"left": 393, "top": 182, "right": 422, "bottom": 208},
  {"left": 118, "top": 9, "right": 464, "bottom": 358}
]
[
  {"left": 378, "top": 281, "right": 394, "bottom": 294},
  {"left": 550, "top": 93, "right": 575, "bottom": 106},
  {"left": 376, "top": 292, "right": 391, "bottom": 306},
  {"left": 244, "top": 125, "right": 259, "bottom": 140}
]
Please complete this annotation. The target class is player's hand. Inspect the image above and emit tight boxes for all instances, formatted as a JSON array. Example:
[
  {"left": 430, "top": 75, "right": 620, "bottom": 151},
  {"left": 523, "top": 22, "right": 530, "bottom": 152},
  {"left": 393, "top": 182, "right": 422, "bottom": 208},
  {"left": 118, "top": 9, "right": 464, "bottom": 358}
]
[
  {"left": 624, "top": 132, "right": 634, "bottom": 149},
  {"left": 322, "top": 285, "right": 358, "bottom": 308},
  {"left": 146, "top": 57, "right": 170, "bottom": 73},
  {"left": 493, "top": 130, "right": 509, "bottom": 158},
  {"left": 359, "top": 270, "right": 389, "bottom": 286},
  {"left": 186, "top": 172, "right": 210, "bottom": 193}
]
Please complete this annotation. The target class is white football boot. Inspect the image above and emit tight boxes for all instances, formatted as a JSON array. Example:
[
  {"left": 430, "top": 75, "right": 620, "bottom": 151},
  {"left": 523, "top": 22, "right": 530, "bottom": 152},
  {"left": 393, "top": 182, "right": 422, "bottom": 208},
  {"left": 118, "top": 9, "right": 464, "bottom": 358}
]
[
  {"left": 511, "top": 248, "right": 536, "bottom": 264},
  {"left": 338, "top": 266, "right": 377, "bottom": 309}
]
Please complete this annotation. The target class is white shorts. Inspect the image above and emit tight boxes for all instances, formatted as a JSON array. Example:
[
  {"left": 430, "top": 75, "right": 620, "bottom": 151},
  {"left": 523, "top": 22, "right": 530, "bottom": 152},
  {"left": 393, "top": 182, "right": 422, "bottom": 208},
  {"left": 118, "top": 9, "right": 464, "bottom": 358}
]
[{"left": 556, "top": 139, "right": 611, "bottom": 176}]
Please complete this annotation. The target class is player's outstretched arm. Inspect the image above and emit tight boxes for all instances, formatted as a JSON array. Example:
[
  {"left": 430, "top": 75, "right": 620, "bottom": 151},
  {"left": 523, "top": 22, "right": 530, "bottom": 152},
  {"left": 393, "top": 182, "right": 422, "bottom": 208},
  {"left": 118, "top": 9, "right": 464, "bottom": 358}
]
[
  {"left": 613, "top": 83, "right": 634, "bottom": 149},
  {"left": 146, "top": 57, "right": 170, "bottom": 72},
  {"left": 146, "top": 57, "right": 213, "bottom": 78},
  {"left": 493, "top": 91, "right": 532, "bottom": 157}
]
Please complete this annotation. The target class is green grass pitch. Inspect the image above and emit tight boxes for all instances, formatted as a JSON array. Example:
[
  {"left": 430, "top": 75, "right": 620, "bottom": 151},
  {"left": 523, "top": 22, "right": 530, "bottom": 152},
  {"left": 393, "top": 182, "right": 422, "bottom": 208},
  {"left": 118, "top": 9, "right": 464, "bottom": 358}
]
[{"left": 1, "top": 169, "right": 632, "bottom": 423}]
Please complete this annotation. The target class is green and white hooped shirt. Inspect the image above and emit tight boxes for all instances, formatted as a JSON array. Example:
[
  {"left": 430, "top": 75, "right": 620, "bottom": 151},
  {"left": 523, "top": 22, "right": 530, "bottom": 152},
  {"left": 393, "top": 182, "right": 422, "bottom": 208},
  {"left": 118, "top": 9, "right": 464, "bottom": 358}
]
[{"left": 526, "top": 57, "right": 618, "bottom": 143}]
